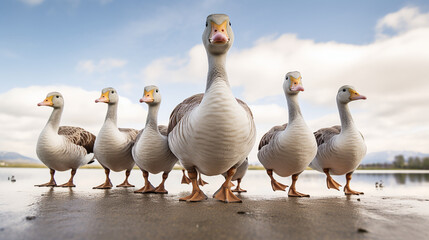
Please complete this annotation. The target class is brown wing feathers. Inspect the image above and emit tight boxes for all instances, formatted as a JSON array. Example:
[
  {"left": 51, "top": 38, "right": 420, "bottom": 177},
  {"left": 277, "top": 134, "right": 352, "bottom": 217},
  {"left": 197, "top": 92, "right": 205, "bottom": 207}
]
[
  {"left": 58, "top": 126, "right": 96, "bottom": 153},
  {"left": 258, "top": 124, "right": 287, "bottom": 150},
  {"left": 313, "top": 125, "right": 341, "bottom": 146}
]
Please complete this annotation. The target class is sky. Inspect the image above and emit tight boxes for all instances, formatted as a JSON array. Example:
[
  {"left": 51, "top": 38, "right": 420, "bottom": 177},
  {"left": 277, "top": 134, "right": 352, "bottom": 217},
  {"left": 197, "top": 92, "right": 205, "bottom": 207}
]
[{"left": 1, "top": 0, "right": 429, "bottom": 163}]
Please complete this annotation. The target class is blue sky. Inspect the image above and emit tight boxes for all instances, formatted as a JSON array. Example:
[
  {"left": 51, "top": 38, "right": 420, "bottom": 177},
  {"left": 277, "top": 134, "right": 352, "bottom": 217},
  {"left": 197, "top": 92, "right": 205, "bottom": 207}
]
[{"left": 1, "top": 0, "right": 429, "bottom": 161}]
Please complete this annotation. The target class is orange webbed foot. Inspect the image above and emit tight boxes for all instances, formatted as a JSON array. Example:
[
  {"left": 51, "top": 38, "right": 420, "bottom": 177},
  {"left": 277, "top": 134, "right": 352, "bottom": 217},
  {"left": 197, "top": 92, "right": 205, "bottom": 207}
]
[
  {"left": 288, "top": 188, "right": 310, "bottom": 197},
  {"left": 344, "top": 187, "right": 364, "bottom": 195},
  {"left": 57, "top": 182, "right": 76, "bottom": 188},
  {"left": 213, "top": 186, "right": 242, "bottom": 203},
  {"left": 179, "top": 190, "right": 208, "bottom": 202},
  {"left": 271, "top": 180, "right": 288, "bottom": 191},
  {"left": 134, "top": 183, "right": 156, "bottom": 194},
  {"left": 93, "top": 181, "right": 113, "bottom": 189},
  {"left": 326, "top": 176, "right": 342, "bottom": 191}
]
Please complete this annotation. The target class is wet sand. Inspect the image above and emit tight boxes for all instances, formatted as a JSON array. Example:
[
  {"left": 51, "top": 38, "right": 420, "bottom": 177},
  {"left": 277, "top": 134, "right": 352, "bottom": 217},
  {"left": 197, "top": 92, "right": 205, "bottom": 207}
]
[{"left": 1, "top": 169, "right": 428, "bottom": 240}]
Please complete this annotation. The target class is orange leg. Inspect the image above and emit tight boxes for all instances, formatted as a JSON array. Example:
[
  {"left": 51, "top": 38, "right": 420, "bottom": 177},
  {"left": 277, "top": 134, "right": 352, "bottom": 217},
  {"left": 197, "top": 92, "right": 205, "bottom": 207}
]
[
  {"left": 344, "top": 172, "right": 364, "bottom": 195},
  {"left": 267, "top": 169, "right": 287, "bottom": 191},
  {"left": 288, "top": 173, "right": 309, "bottom": 197},
  {"left": 181, "top": 169, "right": 191, "bottom": 184},
  {"left": 134, "top": 170, "right": 155, "bottom": 193},
  {"left": 58, "top": 169, "right": 77, "bottom": 187},
  {"left": 35, "top": 168, "right": 57, "bottom": 187},
  {"left": 179, "top": 170, "right": 207, "bottom": 202},
  {"left": 232, "top": 178, "right": 247, "bottom": 193},
  {"left": 323, "top": 168, "right": 341, "bottom": 191},
  {"left": 213, "top": 167, "right": 242, "bottom": 203},
  {"left": 154, "top": 172, "right": 169, "bottom": 194},
  {"left": 197, "top": 172, "right": 209, "bottom": 186},
  {"left": 117, "top": 169, "right": 134, "bottom": 188},
  {"left": 93, "top": 167, "right": 113, "bottom": 189}
]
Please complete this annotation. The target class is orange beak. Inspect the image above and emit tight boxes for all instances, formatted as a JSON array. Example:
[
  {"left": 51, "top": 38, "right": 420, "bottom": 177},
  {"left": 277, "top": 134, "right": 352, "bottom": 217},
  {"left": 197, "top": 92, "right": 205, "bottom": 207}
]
[
  {"left": 290, "top": 76, "right": 304, "bottom": 91},
  {"left": 210, "top": 21, "right": 229, "bottom": 44},
  {"left": 349, "top": 89, "right": 367, "bottom": 100},
  {"left": 140, "top": 89, "right": 154, "bottom": 103},
  {"left": 38, "top": 96, "right": 54, "bottom": 106},
  {"left": 95, "top": 91, "right": 110, "bottom": 103}
]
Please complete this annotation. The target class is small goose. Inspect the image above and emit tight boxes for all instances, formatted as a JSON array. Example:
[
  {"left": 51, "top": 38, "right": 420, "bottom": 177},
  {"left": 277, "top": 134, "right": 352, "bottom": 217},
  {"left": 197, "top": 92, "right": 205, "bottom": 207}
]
[
  {"left": 167, "top": 14, "right": 256, "bottom": 203},
  {"left": 310, "top": 85, "right": 367, "bottom": 195},
  {"left": 132, "top": 85, "right": 178, "bottom": 194},
  {"left": 36, "top": 92, "right": 95, "bottom": 187},
  {"left": 222, "top": 158, "right": 248, "bottom": 192},
  {"left": 258, "top": 72, "right": 317, "bottom": 197},
  {"left": 93, "top": 87, "right": 138, "bottom": 189}
]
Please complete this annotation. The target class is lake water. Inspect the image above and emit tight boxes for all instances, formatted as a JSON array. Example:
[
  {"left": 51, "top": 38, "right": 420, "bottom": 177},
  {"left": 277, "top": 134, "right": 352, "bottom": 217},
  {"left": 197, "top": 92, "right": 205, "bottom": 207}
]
[
  {"left": 1, "top": 168, "right": 429, "bottom": 197},
  {"left": 1, "top": 168, "right": 429, "bottom": 239}
]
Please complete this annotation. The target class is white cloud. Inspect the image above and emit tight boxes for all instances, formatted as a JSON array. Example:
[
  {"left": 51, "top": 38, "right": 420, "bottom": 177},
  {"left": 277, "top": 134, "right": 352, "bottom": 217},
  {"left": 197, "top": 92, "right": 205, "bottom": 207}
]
[
  {"left": 76, "top": 58, "right": 127, "bottom": 74},
  {"left": 141, "top": 6, "right": 429, "bottom": 157},
  {"left": 19, "top": 0, "right": 44, "bottom": 6},
  {"left": 376, "top": 6, "right": 429, "bottom": 39},
  {"left": 0, "top": 86, "right": 147, "bottom": 159}
]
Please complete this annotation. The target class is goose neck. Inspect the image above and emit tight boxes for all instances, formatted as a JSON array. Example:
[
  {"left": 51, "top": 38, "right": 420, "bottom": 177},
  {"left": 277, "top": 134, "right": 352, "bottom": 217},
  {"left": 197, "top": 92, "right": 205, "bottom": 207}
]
[
  {"left": 105, "top": 103, "right": 118, "bottom": 126},
  {"left": 206, "top": 53, "right": 229, "bottom": 91},
  {"left": 46, "top": 107, "right": 63, "bottom": 131},
  {"left": 337, "top": 101, "right": 355, "bottom": 131},
  {"left": 286, "top": 94, "right": 303, "bottom": 123},
  {"left": 145, "top": 104, "right": 160, "bottom": 131}
]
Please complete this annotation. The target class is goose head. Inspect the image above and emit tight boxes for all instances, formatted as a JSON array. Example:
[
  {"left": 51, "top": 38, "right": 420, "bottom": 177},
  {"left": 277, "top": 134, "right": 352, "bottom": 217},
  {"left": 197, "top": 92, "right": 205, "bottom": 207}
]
[
  {"left": 95, "top": 87, "right": 119, "bottom": 105},
  {"left": 140, "top": 85, "right": 161, "bottom": 106},
  {"left": 38, "top": 92, "right": 64, "bottom": 109},
  {"left": 283, "top": 71, "right": 304, "bottom": 95},
  {"left": 337, "top": 85, "right": 367, "bottom": 104},
  {"left": 202, "top": 14, "right": 234, "bottom": 55}
]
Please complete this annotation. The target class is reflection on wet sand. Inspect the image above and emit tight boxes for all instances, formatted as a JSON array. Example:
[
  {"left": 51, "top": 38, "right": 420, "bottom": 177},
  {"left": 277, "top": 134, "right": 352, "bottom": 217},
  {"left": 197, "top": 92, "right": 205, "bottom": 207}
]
[{"left": 1, "top": 169, "right": 429, "bottom": 240}]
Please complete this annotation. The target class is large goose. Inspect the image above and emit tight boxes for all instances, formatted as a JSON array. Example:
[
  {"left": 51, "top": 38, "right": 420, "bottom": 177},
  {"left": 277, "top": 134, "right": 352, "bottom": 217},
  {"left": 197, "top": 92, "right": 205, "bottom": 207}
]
[
  {"left": 93, "top": 87, "right": 138, "bottom": 189},
  {"left": 310, "top": 85, "right": 367, "bottom": 195},
  {"left": 36, "top": 92, "right": 95, "bottom": 187},
  {"left": 132, "top": 85, "right": 177, "bottom": 194},
  {"left": 167, "top": 14, "right": 256, "bottom": 203},
  {"left": 258, "top": 72, "right": 317, "bottom": 197}
]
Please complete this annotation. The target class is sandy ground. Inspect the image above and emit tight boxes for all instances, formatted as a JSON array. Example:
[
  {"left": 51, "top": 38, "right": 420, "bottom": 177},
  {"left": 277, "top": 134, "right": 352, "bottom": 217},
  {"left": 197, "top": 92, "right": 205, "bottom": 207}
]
[{"left": 1, "top": 169, "right": 429, "bottom": 240}]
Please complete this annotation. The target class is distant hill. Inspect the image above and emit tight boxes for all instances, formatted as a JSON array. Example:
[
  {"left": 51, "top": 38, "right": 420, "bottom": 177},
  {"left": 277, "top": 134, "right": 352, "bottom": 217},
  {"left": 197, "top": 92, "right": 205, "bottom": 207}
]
[
  {"left": 362, "top": 151, "right": 429, "bottom": 165},
  {"left": 0, "top": 151, "right": 40, "bottom": 164}
]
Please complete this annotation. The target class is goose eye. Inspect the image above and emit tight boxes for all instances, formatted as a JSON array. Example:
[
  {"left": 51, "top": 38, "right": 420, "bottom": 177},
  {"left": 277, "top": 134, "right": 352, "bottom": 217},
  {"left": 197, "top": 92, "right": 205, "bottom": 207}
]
[
  {"left": 286, "top": 77, "right": 288, "bottom": 80},
  {"left": 343, "top": 89, "right": 346, "bottom": 92},
  {"left": 229, "top": 21, "right": 231, "bottom": 26},
  {"left": 111, "top": 91, "right": 114, "bottom": 94},
  {"left": 205, "top": 22, "right": 208, "bottom": 27},
  {"left": 56, "top": 96, "right": 59, "bottom": 98},
  {"left": 156, "top": 89, "right": 159, "bottom": 93}
]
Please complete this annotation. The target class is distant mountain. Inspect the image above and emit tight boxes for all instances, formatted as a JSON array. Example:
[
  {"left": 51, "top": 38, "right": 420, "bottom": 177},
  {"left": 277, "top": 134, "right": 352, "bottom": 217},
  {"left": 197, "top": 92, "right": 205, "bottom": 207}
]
[
  {"left": 0, "top": 151, "right": 40, "bottom": 164},
  {"left": 362, "top": 151, "right": 429, "bottom": 165}
]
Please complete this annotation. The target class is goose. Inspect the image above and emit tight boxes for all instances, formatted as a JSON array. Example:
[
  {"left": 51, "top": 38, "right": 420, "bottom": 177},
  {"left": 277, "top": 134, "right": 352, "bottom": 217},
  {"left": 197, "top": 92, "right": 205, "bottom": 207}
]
[
  {"left": 93, "top": 87, "right": 138, "bottom": 189},
  {"left": 167, "top": 14, "right": 256, "bottom": 203},
  {"left": 310, "top": 85, "right": 367, "bottom": 195},
  {"left": 132, "top": 85, "right": 177, "bottom": 194},
  {"left": 258, "top": 72, "right": 317, "bottom": 197},
  {"left": 222, "top": 158, "right": 248, "bottom": 192},
  {"left": 36, "top": 92, "right": 95, "bottom": 187}
]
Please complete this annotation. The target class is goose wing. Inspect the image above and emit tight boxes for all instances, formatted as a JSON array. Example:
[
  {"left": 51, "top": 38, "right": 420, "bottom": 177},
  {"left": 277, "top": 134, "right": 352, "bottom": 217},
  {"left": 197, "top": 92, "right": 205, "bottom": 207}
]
[
  {"left": 119, "top": 128, "right": 139, "bottom": 142},
  {"left": 58, "top": 126, "right": 96, "bottom": 153},
  {"left": 167, "top": 93, "right": 254, "bottom": 134},
  {"left": 168, "top": 93, "right": 203, "bottom": 134},
  {"left": 158, "top": 125, "right": 168, "bottom": 137},
  {"left": 258, "top": 124, "right": 287, "bottom": 150},
  {"left": 314, "top": 125, "right": 341, "bottom": 146}
]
